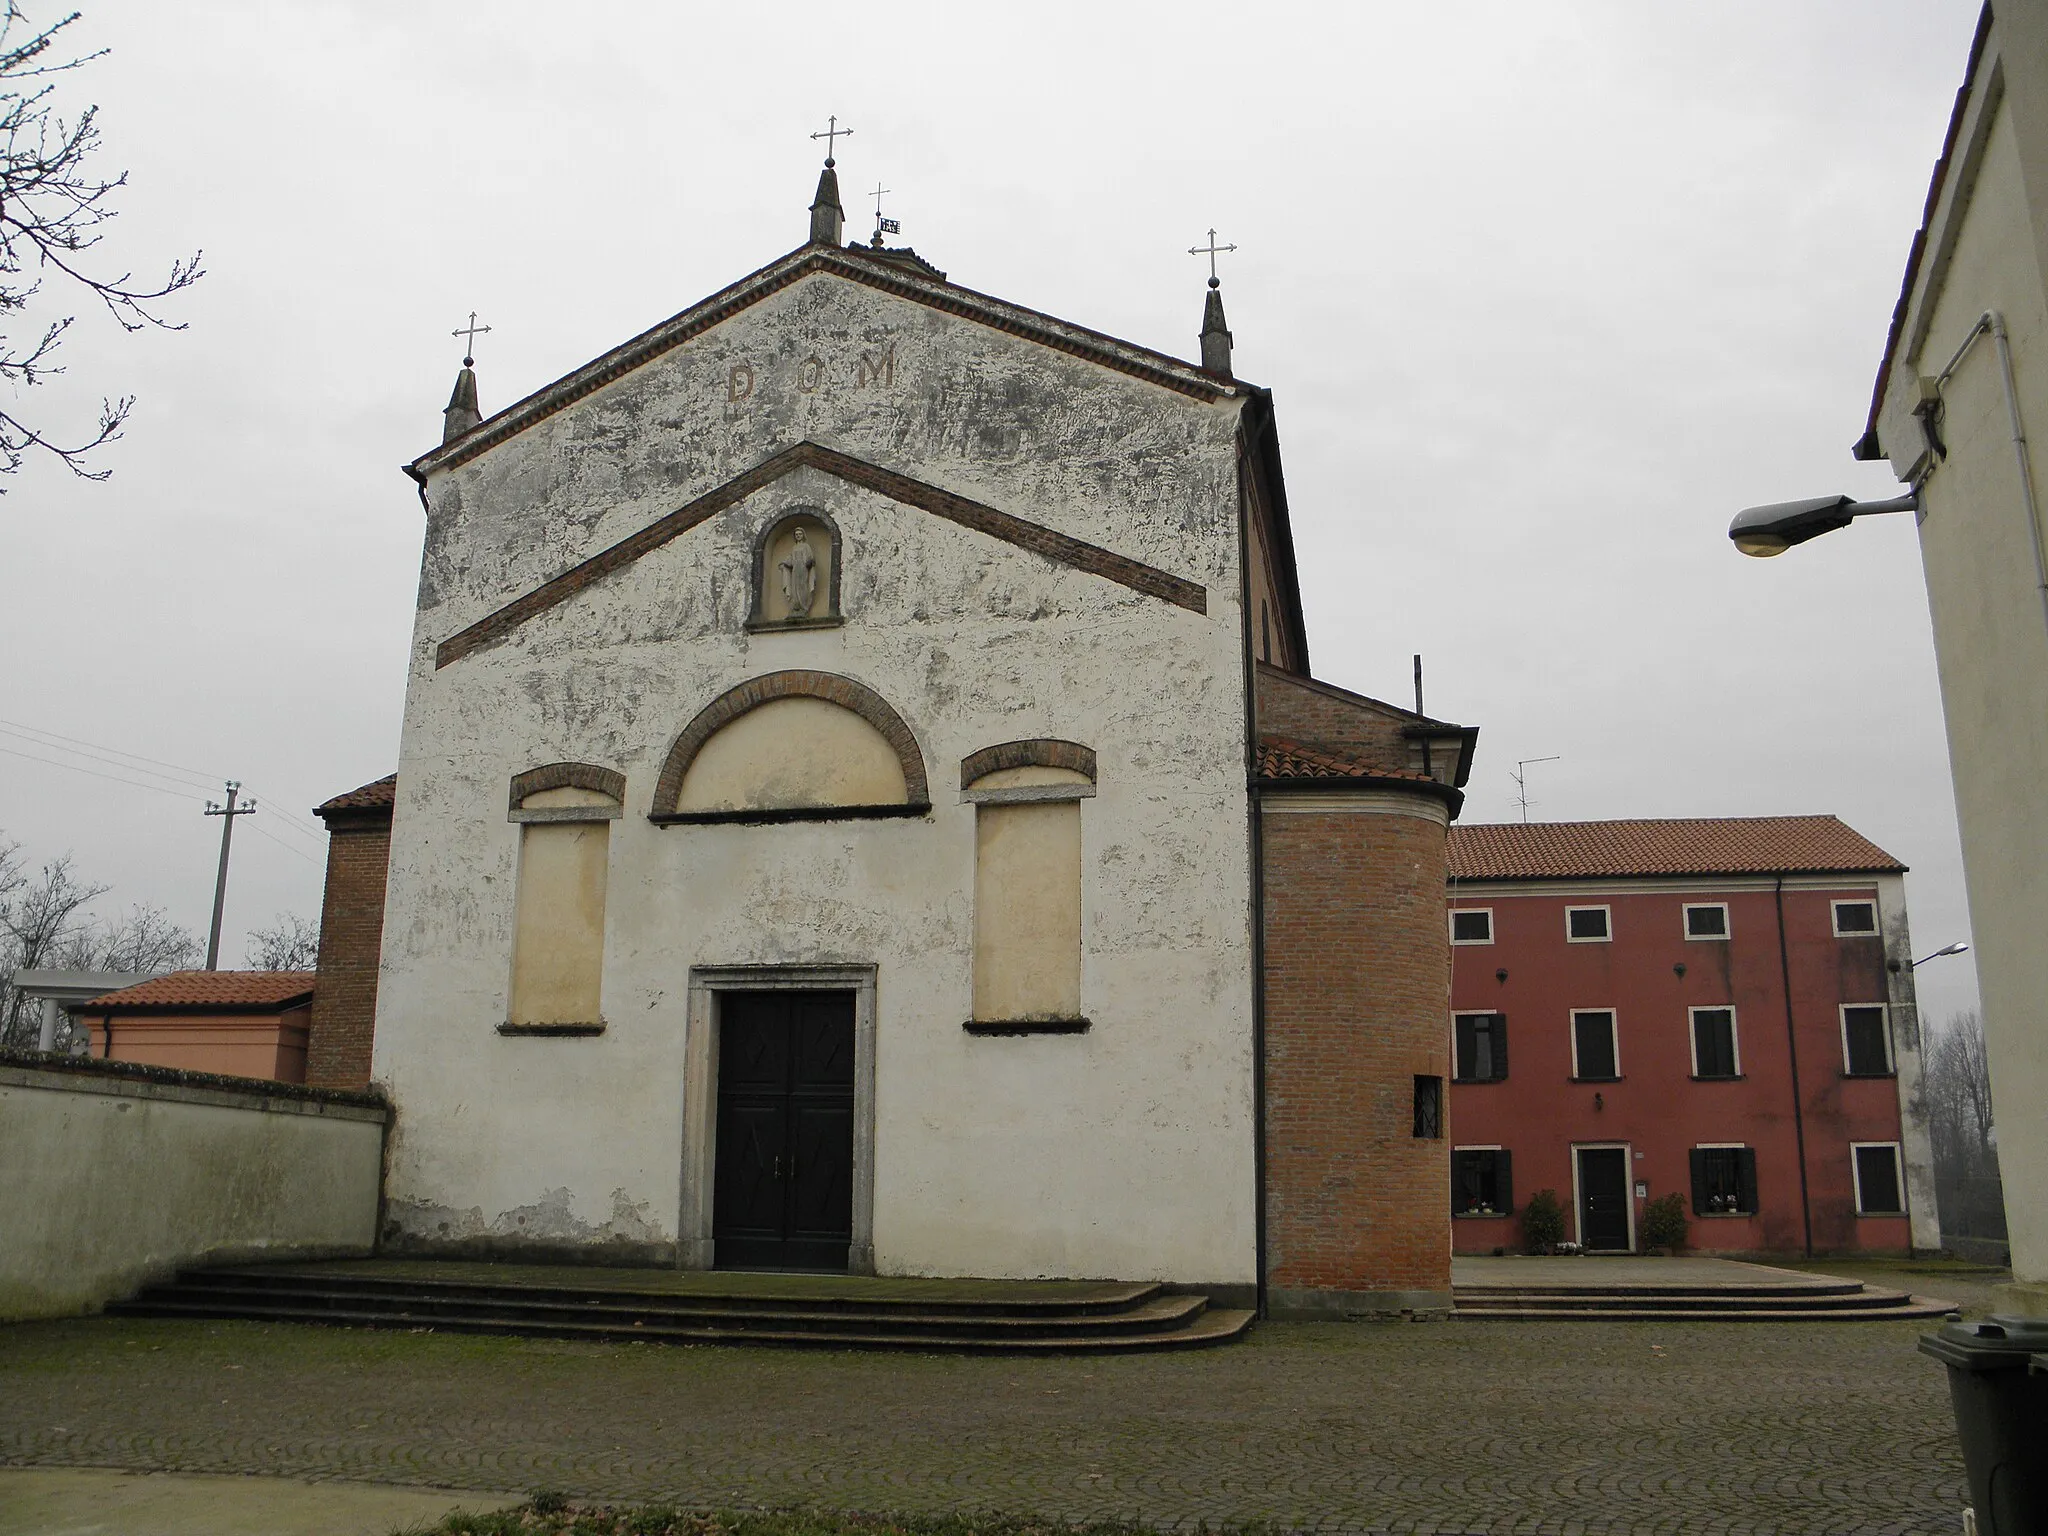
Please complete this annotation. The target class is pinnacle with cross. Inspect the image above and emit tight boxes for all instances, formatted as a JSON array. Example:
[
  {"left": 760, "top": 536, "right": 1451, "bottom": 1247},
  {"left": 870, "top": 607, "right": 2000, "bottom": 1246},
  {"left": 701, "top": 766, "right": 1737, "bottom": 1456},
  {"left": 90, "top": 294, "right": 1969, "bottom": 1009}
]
[
  {"left": 811, "top": 114, "right": 852, "bottom": 167},
  {"left": 452, "top": 311, "right": 491, "bottom": 368},
  {"left": 1189, "top": 229, "right": 1237, "bottom": 289}
]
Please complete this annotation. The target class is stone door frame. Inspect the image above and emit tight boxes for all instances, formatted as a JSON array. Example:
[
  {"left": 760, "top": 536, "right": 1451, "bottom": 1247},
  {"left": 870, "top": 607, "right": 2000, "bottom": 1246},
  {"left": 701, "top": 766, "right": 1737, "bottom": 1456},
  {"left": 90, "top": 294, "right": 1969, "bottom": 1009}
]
[{"left": 681, "top": 964, "right": 878, "bottom": 1274}]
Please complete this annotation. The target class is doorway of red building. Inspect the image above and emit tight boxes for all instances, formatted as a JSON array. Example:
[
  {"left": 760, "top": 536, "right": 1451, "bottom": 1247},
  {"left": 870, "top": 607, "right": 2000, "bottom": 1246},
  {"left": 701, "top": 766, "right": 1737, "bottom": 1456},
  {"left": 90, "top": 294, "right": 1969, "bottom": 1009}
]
[{"left": 1574, "top": 1145, "right": 1634, "bottom": 1251}]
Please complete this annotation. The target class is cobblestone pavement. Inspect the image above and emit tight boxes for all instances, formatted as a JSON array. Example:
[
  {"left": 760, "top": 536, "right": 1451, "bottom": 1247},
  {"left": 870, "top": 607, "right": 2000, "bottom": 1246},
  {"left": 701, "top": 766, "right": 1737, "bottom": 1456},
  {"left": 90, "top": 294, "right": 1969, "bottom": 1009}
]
[{"left": 0, "top": 1295, "right": 1971, "bottom": 1536}]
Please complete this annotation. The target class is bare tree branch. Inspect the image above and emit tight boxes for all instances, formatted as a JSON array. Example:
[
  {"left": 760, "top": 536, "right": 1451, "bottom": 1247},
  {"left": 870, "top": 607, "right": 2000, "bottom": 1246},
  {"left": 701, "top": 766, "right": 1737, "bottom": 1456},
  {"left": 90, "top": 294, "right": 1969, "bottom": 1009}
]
[
  {"left": 0, "top": 848, "right": 106, "bottom": 1044},
  {"left": 0, "top": 3, "right": 201, "bottom": 486},
  {"left": 245, "top": 910, "right": 318, "bottom": 971}
]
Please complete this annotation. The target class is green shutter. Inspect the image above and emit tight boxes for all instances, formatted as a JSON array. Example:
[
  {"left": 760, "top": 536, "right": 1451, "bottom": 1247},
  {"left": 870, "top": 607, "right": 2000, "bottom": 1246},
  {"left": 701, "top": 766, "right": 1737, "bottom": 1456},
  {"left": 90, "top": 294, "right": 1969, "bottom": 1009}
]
[{"left": 1690, "top": 1148, "right": 1709, "bottom": 1216}]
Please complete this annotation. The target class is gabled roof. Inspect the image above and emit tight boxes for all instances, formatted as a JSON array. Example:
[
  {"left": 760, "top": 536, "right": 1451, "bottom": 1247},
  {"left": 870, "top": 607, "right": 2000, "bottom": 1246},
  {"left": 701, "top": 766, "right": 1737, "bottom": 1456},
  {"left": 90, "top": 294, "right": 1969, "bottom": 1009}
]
[
  {"left": 1448, "top": 816, "right": 1906, "bottom": 881},
  {"left": 316, "top": 774, "right": 396, "bottom": 816},
  {"left": 410, "top": 241, "right": 1239, "bottom": 482},
  {"left": 84, "top": 970, "right": 317, "bottom": 1013}
]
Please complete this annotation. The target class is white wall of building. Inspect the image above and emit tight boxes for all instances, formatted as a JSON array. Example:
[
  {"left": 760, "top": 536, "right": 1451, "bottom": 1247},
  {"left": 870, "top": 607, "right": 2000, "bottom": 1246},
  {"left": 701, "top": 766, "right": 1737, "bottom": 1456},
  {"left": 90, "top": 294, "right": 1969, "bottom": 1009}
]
[
  {"left": 1873, "top": 31, "right": 2048, "bottom": 1293},
  {"left": 374, "top": 269, "right": 1260, "bottom": 1284}
]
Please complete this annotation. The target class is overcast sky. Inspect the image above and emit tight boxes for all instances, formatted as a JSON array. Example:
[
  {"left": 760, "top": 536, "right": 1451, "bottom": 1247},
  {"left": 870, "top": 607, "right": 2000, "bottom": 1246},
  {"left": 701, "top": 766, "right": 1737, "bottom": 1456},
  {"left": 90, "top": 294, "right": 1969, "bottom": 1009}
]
[{"left": 1, "top": 1, "right": 1987, "bottom": 1020}]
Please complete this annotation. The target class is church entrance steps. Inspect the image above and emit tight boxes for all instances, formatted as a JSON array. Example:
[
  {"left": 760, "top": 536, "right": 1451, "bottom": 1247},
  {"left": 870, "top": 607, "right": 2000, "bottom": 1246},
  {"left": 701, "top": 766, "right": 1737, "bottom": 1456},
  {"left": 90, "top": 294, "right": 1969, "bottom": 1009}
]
[
  {"left": 1449, "top": 1255, "right": 1956, "bottom": 1320},
  {"left": 107, "top": 1261, "right": 1254, "bottom": 1353}
]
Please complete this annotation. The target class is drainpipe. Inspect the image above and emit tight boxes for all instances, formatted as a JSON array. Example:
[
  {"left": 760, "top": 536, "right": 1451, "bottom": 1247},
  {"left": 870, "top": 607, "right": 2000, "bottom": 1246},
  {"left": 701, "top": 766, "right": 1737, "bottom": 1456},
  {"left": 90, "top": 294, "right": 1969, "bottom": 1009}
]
[
  {"left": 1923, "top": 310, "right": 2048, "bottom": 641},
  {"left": 1773, "top": 876, "right": 1815, "bottom": 1259}
]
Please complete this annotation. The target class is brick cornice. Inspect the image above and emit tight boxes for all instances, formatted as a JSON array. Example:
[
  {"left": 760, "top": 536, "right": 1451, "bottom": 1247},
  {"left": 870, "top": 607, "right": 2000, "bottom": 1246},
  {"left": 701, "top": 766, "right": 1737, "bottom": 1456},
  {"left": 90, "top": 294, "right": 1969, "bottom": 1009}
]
[
  {"left": 433, "top": 440, "right": 1207, "bottom": 669},
  {"left": 652, "top": 669, "right": 930, "bottom": 815}
]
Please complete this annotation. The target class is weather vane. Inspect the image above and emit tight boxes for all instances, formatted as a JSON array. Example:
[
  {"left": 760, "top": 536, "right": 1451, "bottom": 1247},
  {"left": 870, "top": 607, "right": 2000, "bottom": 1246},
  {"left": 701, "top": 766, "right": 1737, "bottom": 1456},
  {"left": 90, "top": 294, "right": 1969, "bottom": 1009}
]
[
  {"left": 871, "top": 181, "right": 899, "bottom": 244},
  {"left": 452, "top": 311, "right": 491, "bottom": 368},
  {"left": 811, "top": 114, "right": 852, "bottom": 166},
  {"left": 1188, "top": 228, "right": 1237, "bottom": 288}
]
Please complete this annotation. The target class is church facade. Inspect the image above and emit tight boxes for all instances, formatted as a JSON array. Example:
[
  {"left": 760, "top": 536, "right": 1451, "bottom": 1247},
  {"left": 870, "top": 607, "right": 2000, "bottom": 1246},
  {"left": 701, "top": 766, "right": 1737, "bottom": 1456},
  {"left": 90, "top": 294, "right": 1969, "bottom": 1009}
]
[{"left": 321, "top": 163, "right": 1476, "bottom": 1318}]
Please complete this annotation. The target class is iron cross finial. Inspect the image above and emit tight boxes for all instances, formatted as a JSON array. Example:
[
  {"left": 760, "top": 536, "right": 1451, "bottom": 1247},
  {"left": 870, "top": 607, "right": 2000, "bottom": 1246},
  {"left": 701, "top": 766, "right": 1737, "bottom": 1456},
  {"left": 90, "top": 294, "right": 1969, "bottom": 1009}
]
[
  {"left": 1188, "top": 228, "right": 1238, "bottom": 288},
  {"left": 452, "top": 311, "right": 491, "bottom": 368},
  {"left": 871, "top": 181, "right": 900, "bottom": 244},
  {"left": 811, "top": 114, "right": 853, "bottom": 168}
]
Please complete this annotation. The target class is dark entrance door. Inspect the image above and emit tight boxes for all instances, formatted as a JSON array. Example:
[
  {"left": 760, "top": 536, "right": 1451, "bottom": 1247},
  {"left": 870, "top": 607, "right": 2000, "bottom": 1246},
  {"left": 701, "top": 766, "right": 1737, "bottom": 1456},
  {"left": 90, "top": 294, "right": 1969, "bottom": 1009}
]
[
  {"left": 713, "top": 991, "right": 855, "bottom": 1271},
  {"left": 1577, "top": 1147, "right": 1631, "bottom": 1251}
]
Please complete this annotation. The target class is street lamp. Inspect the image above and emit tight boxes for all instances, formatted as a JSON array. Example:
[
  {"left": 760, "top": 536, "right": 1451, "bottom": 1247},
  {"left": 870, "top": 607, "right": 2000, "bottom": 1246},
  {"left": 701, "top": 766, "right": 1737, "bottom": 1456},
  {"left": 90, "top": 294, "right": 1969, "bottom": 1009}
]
[
  {"left": 1912, "top": 941, "right": 1971, "bottom": 968},
  {"left": 1727, "top": 491, "right": 1920, "bottom": 557}
]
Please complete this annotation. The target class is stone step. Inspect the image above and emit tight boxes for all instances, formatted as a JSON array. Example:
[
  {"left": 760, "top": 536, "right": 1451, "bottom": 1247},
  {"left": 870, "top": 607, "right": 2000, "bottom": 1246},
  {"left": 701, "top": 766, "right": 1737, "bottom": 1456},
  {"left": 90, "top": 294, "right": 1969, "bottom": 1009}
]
[
  {"left": 1454, "top": 1279, "right": 1865, "bottom": 1299},
  {"left": 1454, "top": 1293, "right": 1957, "bottom": 1323},
  {"left": 111, "top": 1284, "right": 1211, "bottom": 1340},
  {"left": 184, "top": 1265, "right": 1166, "bottom": 1318},
  {"left": 1451, "top": 1286, "right": 1919, "bottom": 1313},
  {"left": 106, "top": 1293, "right": 1256, "bottom": 1353}
]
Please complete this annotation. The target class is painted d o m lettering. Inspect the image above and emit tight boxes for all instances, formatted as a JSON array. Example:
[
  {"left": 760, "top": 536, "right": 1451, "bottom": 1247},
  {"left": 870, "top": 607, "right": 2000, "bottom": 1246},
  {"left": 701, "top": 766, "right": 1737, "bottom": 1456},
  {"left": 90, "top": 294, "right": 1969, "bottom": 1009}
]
[{"left": 720, "top": 342, "right": 898, "bottom": 403}]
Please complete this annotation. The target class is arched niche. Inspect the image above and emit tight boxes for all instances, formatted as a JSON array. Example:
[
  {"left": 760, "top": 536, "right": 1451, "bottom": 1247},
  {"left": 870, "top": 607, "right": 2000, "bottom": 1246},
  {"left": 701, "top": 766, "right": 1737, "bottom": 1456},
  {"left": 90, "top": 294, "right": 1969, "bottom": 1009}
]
[
  {"left": 651, "top": 670, "right": 930, "bottom": 825},
  {"left": 746, "top": 507, "right": 843, "bottom": 631}
]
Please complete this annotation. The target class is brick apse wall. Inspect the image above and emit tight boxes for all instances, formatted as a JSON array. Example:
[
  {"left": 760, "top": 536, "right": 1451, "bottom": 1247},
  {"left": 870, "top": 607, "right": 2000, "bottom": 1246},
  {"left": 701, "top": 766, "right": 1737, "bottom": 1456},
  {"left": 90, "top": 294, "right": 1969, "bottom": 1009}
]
[
  {"left": 306, "top": 802, "right": 393, "bottom": 1091},
  {"left": 1261, "top": 792, "right": 1453, "bottom": 1316}
]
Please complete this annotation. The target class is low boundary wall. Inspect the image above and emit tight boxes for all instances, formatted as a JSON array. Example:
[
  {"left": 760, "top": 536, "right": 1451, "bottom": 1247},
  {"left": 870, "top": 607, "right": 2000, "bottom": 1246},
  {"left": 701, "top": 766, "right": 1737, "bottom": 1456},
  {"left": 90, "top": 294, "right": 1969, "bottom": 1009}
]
[{"left": 0, "top": 1051, "right": 388, "bottom": 1321}]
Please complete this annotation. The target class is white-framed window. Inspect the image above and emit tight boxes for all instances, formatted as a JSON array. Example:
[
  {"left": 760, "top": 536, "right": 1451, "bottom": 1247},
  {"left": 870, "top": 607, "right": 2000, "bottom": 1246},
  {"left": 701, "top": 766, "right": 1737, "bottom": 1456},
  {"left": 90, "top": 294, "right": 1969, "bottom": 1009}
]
[
  {"left": 1570, "top": 1009, "right": 1620, "bottom": 1080},
  {"left": 1684, "top": 902, "right": 1730, "bottom": 940},
  {"left": 1851, "top": 1142, "right": 1906, "bottom": 1214},
  {"left": 1566, "top": 905, "right": 1611, "bottom": 942},
  {"left": 1452, "top": 1146, "right": 1512, "bottom": 1216},
  {"left": 1454, "top": 1011, "right": 1509, "bottom": 1082},
  {"left": 1841, "top": 1004, "right": 1895, "bottom": 1076},
  {"left": 1690, "top": 1143, "right": 1758, "bottom": 1215},
  {"left": 1832, "top": 899, "right": 1879, "bottom": 937},
  {"left": 1451, "top": 908, "right": 1494, "bottom": 945},
  {"left": 1689, "top": 1006, "right": 1741, "bottom": 1079}
]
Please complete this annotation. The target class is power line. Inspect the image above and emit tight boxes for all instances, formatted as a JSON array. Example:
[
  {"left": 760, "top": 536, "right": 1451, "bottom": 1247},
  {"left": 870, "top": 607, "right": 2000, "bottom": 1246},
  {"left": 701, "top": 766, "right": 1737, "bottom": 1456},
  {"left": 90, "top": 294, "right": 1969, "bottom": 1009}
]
[
  {"left": 0, "top": 723, "right": 218, "bottom": 795},
  {"left": 0, "top": 743, "right": 203, "bottom": 801},
  {"left": 0, "top": 744, "right": 325, "bottom": 860},
  {"left": 0, "top": 716, "right": 327, "bottom": 842},
  {"left": 248, "top": 821, "right": 322, "bottom": 867},
  {"left": 0, "top": 715, "right": 220, "bottom": 787}
]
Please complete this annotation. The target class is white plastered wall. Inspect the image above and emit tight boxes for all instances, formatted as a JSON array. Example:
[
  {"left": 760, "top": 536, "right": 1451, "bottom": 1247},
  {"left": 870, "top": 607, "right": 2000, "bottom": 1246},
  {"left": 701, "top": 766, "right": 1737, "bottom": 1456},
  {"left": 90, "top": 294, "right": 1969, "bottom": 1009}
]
[
  {"left": 375, "top": 270, "right": 1258, "bottom": 1283},
  {"left": 1878, "top": 67, "right": 2048, "bottom": 1286}
]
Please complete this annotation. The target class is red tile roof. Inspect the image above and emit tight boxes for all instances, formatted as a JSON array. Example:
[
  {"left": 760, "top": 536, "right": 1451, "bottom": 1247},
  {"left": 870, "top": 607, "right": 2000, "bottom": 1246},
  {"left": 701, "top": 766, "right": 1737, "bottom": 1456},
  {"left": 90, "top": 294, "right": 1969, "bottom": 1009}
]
[
  {"left": 84, "top": 971, "right": 316, "bottom": 1012},
  {"left": 316, "top": 774, "right": 396, "bottom": 815},
  {"left": 1448, "top": 817, "right": 1905, "bottom": 881},
  {"left": 1256, "top": 736, "right": 1438, "bottom": 784}
]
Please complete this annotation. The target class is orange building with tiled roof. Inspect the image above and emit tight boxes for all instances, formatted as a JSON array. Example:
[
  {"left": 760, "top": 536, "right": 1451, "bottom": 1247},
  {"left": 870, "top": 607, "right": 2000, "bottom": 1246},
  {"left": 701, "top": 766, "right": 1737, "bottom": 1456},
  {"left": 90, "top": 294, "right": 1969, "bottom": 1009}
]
[
  {"left": 1444, "top": 817, "right": 1937, "bottom": 1260},
  {"left": 80, "top": 970, "right": 317, "bottom": 1083}
]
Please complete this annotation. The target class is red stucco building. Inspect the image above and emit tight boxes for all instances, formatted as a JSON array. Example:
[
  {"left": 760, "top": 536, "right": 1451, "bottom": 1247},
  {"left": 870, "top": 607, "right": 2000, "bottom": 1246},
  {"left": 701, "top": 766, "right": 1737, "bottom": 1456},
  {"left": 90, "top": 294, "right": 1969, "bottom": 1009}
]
[{"left": 1445, "top": 817, "right": 1938, "bottom": 1258}]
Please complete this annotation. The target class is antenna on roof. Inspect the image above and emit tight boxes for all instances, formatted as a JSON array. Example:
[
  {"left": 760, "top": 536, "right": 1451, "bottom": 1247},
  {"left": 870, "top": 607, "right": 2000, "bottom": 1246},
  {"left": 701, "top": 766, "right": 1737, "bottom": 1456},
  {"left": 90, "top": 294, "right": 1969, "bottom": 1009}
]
[{"left": 1510, "top": 756, "right": 1561, "bottom": 824}]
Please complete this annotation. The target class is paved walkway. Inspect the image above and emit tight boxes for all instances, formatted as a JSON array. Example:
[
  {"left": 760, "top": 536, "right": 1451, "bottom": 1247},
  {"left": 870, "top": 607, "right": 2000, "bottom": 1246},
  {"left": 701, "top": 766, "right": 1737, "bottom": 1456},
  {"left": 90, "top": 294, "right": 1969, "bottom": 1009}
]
[
  {"left": 0, "top": 1263, "right": 1987, "bottom": 1536},
  {"left": 0, "top": 1466, "right": 512, "bottom": 1536}
]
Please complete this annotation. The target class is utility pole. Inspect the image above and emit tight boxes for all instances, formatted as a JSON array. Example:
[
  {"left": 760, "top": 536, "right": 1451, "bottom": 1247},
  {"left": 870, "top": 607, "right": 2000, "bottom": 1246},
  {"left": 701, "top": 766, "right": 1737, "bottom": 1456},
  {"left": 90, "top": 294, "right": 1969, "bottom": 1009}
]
[{"left": 202, "top": 781, "right": 256, "bottom": 970}]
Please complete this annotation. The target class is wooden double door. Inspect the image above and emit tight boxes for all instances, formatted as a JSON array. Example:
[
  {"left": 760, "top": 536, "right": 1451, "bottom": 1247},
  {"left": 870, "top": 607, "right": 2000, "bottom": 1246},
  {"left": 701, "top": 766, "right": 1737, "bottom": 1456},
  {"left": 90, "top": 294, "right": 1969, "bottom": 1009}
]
[{"left": 712, "top": 991, "right": 855, "bottom": 1271}]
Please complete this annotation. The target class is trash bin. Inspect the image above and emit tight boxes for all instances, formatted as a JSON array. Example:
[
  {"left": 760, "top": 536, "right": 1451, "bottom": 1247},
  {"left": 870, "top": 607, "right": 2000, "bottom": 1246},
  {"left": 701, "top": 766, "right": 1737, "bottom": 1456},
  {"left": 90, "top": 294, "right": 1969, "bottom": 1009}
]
[{"left": 1919, "top": 1316, "right": 2048, "bottom": 1535}]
